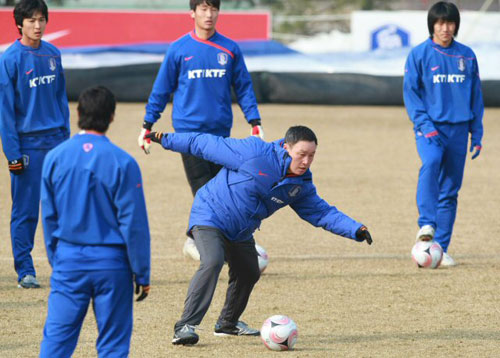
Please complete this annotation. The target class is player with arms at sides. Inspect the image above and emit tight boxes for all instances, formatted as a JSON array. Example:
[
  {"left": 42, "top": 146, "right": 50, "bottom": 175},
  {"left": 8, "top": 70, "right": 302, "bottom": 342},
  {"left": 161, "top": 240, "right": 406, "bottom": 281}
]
[
  {"left": 403, "top": 1, "right": 484, "bottom": 266},
  {"left": 39, "top": 86, "right": 151, "bottom": 358},
  {"left": 145, "top": 125, "right": 372, "bottom": 345},
  {"left": 138, "top": 0, "right": 263, "bottom": 261},
  {"left": 0, "top": 0, "right": 70, "bottom": 288}
]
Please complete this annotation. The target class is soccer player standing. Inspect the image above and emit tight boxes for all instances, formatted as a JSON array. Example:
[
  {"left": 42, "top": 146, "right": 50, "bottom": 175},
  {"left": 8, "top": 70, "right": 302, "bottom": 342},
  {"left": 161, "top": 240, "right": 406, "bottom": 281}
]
[
  {"left": 39, "top": 86, "right": 151, "bottom": 358},
  {"left": 138, "top": 0, "right": 263, "bottom": 261},
  {"left": 145, "top": 126, "right": 372, "bottom": 345},
  {"left": 403, "top": 1, "right": 484, "bottom": 266},
  {"left": 0, "top": 0, "right": 70, "bottom": 288}
]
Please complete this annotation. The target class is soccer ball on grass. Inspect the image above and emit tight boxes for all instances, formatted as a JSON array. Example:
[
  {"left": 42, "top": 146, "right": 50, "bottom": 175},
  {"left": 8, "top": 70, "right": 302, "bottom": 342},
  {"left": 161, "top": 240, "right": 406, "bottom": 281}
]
[
  {"left": 411, "top": 240, "right": 443, "bottom": 269},
  {"left": 260, "top": 315, "right": 298, "bottom": 351}
]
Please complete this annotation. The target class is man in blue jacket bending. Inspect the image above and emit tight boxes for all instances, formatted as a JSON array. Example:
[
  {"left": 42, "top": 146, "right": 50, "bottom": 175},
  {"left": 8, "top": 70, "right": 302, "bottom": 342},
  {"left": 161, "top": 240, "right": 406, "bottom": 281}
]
[{"left": 146, "top": 125, "right": 372, "bottom": 345}]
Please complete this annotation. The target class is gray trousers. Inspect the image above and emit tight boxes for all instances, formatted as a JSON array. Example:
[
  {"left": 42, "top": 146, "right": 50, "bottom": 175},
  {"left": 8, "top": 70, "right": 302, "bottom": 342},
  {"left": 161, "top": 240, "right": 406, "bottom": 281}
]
[{"left": 174, "top": 226, "right": 261, "bottom": 330}]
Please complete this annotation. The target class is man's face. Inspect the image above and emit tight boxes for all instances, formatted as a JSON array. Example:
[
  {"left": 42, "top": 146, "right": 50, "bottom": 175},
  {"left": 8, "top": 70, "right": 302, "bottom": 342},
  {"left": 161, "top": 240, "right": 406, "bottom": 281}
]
[
  {"left": 433, "top": 19, "right": 456, "bottom": 47},
  {"left": 284, "top": 140, "right": 317, "bottom": 176},
  {"left": 19, "top": 11, "right": 46, "bottom": 46},
  {"left": 191, "top": 2, "right": 219, "bottom": 33}
]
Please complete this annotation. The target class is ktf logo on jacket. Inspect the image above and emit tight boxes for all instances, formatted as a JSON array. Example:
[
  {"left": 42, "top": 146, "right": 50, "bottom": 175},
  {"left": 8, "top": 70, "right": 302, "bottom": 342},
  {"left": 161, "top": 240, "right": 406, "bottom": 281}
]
[
  {"left": 29, "top": 75, "right": 56, "bottom": 88},
  {"left": 188, "top": 69, "right": 226, "bottom": 79},
  {"left": 217, "top": 52, "right": 228, "bottom": 66}
]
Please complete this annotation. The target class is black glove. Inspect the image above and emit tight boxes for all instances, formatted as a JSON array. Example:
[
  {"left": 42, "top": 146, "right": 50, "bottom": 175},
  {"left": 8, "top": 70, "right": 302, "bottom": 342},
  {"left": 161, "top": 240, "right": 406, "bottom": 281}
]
[
  {"left": 355, "top": 226, "right": 373, "bottom": 245},
  {"left": 8, "top": 158, "right": 25, "bottom": 175},
  {"left": 135, "top": 284, "right": 150, "bottom": 302},
  {"left": 145, "top": 131, "right": 165, "bottom": 144}
]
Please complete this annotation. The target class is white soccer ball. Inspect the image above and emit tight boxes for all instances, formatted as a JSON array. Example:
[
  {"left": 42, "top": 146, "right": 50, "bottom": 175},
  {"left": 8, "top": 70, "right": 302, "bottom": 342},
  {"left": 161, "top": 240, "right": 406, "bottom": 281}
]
[
  {"left": 255, "top": 243, "right": 269, "bottom": 273},
  {"left": 260, "top": 315, "right": 298, "bottom": 351},
  {"left": 411, "top": 240, "right": 443, "bottom": 269}
]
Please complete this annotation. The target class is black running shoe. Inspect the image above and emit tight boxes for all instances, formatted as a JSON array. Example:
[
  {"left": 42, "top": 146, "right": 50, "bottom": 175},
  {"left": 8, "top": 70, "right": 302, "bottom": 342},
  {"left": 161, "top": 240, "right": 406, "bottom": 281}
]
[
  {"left": 172, "top": 324, "right": 199, "bottom": 345},
  {"left": 214, "top": 321, "right": 260, "bottom": 336}
]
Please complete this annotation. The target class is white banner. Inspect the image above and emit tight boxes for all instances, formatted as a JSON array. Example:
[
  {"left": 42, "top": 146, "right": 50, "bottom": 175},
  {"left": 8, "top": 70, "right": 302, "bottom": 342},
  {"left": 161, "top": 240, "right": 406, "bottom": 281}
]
[{"left": 351, "top": 10, "right": 500, "bottom": 52}]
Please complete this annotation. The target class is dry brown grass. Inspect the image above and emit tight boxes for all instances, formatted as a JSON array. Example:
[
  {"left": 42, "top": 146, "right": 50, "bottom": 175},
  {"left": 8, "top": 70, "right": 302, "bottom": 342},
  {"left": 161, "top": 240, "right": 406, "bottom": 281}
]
[{"left": 1, "top": 104, "right": 499, "bottom": 357}]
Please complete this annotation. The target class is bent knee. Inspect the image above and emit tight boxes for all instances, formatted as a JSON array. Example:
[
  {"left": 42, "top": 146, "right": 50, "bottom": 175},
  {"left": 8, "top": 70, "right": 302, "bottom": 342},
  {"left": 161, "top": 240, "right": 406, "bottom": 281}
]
[{"left": 200, "top": 257, "right": 225, "bottom": 273}]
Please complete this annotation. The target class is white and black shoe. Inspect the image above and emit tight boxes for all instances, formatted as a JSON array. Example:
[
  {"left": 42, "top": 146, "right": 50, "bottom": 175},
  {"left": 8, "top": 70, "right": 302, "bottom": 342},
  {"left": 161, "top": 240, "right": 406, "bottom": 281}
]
[
  {"left": 172, "top": 324, "right": 199, "bottom": 345},
  {"left": 18, "top": 275, "right": 40, "bottom": 289},
  {"left": 214, "top": 321, "right": 260, "bottom": 336},
  {"left": 441, "top": 252, "right": 457, "bottom": 267},
  {"left": 416, "top": 225, "right": 435, "bottom": 242}
]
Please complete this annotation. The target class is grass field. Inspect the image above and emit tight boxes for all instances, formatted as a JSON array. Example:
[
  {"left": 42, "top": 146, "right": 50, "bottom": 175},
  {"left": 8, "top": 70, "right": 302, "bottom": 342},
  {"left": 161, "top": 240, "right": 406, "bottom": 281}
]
[{"left": 1, "top": 104, "right": 499, "bottom": 357}]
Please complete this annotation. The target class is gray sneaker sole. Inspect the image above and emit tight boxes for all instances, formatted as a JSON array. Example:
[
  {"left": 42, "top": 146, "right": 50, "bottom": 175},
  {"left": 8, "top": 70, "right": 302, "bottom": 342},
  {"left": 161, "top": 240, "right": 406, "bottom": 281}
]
[
  {"left": 214, "top": 331, "right": 260, "bottom": 337},
  {"left": 172, "top": 336, "right": 199, "bottom": 345},
  {"left": 18, "top": 283, "right": 40, "bottom": 289}
]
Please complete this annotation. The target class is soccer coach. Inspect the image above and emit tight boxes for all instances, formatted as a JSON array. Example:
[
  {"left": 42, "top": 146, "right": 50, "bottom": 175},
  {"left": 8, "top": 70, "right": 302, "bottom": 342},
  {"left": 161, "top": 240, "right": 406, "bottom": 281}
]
[{"left": 146, "top": 125, "right": 372, "bottom": 345}]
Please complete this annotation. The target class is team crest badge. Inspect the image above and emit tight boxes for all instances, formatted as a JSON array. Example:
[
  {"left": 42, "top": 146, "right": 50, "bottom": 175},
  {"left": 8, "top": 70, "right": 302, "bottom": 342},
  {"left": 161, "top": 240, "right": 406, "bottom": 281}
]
[
  {"left": 288, "top": 185, "right": 301, "bottom": 198},
  {"left": 217, "top": 52, "right": 228, "bottom": 66},
  {"left": 49, "top": 57, "right": 57, "bottom": 71},
  {"left": 83, "top": 143, "right": 93, "bottom": 152},
  {"left": 458, "top": 58, "right": 466, "bottom": 72}
]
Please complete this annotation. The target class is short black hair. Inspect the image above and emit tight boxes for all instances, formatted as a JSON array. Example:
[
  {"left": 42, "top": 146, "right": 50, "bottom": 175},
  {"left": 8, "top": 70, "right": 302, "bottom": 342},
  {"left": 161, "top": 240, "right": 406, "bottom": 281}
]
[
  {"left": 427, "top": 1, "right": 460, "bottom": 37},
  {"left": 284, "top": 126, "right": 318, "bottom": 146},
  {"left": 77, "top": 86, "right": 116, "bottom": 133},
  {"left": 190, "top": 0, "right": 220, "bottom": 11},
  {"left": 14, "top": 0, "right": 49, "bottom": 36}
]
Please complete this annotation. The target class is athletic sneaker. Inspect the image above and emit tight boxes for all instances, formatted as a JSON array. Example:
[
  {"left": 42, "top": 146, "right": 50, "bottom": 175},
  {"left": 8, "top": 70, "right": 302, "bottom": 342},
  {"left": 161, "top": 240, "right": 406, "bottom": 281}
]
[
  {"left": 441, "top": 252, "right": 457, "bottom": 267},
  {"left": 182, "top": 237, "right": 200, "bottom": 261},
  {"left": 172, "top": 324, "right": 199, "bottom": 345},
  {"left": 18, "top": 275, "right": 40, "bottom": 289},
  {"left": 416, "top": 225, "right": 435, "bottom": 242},
  {"left": 214, "top": 321, "right": 260, "bottom": 336}
]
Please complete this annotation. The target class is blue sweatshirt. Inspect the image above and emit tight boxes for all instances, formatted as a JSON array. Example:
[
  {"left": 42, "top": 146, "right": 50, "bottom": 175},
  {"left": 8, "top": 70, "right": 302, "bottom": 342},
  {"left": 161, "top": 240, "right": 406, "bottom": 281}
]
[
  {"left": 161, "top": 133, "right": 363, "bottom": 242},
  {"left": 403, "top": 38, "right": 484, "bottom": 144},
  {"left": 41, "top": 133, "right": 151, "bottom": 285},
  {"left": 144, "top": 31, "right": 260, "bottom": 136},
  {"left": 0, "top": 39, "right": 70, "bottom": 161}
]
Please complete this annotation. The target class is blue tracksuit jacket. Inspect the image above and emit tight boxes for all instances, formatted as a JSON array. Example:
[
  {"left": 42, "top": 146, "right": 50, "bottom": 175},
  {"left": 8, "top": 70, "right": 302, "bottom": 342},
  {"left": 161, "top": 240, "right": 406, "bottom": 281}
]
[
  {"left": 144, "top": 31, "right": 260, "bottom": 136},
  {"left": 161, "top": 133, "right": 363, "bottom": 242},
  {"left": 41, "top": 133, "right": 151, "bottom": 285},
  {"left": 403, "top": 38, "right": 483, "bottom": 144},
  {"left": 0, "top": 39, "right": 70, "bottom": 161}
]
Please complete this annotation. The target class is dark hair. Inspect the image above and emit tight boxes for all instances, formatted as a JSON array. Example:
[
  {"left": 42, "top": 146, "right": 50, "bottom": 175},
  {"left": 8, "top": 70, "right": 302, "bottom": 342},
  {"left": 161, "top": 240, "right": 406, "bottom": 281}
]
[
  {"left": 77, "top": 86, "right": 116, "bottom": 133},
  {"left": 284, "top": 126, "right": 318, "bottom": 146},
  {"left": 190, "top": 0, "right": 220, "bottom": 10},
  {"left": 427, "top": 1, "right": 460, "bottom": 37},
  {"left": 14, "top": 0, "right": 49, "bottom": 36}
]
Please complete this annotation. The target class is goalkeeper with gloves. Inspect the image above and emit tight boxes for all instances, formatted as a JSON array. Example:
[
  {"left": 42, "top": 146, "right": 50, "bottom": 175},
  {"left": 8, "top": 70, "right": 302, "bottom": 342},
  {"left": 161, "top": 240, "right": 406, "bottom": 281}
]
[
  {"left": 146, "top": 125, "right": 372, "bottom": 346},
  {"left": 138, "top": 0, "right": 263, "bottom": 262}
]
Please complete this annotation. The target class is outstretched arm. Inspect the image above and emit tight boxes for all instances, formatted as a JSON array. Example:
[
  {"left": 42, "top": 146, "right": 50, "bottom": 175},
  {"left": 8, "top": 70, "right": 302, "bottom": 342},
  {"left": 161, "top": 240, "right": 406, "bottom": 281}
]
[
  {"left": 147, "top": 131, "right": 263, "bottom": 171},
  {"left": 290, "top": 186, "right": 367, "bottom": 242}
]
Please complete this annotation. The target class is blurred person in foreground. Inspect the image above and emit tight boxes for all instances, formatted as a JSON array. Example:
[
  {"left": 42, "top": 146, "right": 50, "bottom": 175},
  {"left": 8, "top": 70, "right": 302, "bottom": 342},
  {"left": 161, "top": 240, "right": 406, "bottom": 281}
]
[
  {"left": 146, "top": 125, "right": 372, "bottom": 345},
  {"left": 39, "top": 86, "right": 151, "bottom": 358},
  {"left": 0, "top": 0, "right": 70, "bottom": 288},
  {"left": 138, "top": 0, "right": 263, "bottom": 261},
  {"left": 403, "top": 1, "right": 484, "bottom": 266}
]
